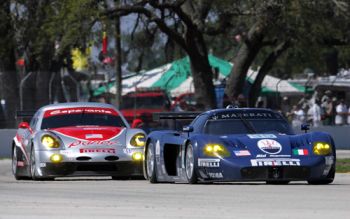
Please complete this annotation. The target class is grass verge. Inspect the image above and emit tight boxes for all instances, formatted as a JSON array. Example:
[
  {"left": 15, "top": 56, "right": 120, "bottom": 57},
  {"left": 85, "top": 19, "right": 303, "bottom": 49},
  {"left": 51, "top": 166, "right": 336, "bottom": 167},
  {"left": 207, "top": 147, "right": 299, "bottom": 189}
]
[{"left": 336, "top": 159, "right": 350, "bottom": 173}]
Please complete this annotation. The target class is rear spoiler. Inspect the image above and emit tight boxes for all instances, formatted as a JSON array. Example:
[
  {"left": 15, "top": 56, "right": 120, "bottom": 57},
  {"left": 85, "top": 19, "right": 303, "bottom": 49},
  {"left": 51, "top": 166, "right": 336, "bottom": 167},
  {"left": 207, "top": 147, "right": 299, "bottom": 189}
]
[
  {"left": 152, "top": 112, "right": 202, "bottom": 121},
  {"left": 16, "top": 110, "right": 36, "bottom": 119}
]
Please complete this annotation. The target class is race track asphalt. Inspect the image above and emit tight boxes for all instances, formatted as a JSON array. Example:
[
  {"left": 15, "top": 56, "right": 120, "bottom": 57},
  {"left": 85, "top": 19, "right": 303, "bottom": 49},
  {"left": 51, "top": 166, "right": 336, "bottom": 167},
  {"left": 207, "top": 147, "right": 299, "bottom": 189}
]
[{"left": 0, "top": 159, "right": 349, "bottom": 219}]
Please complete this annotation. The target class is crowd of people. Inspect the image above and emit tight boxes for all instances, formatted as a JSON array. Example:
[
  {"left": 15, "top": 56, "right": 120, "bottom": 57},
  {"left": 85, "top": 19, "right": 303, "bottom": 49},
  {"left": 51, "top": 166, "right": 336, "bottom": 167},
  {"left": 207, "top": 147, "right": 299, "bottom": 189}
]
[{"left": 281, "top": 90, "right": 350, "bottom": 128}]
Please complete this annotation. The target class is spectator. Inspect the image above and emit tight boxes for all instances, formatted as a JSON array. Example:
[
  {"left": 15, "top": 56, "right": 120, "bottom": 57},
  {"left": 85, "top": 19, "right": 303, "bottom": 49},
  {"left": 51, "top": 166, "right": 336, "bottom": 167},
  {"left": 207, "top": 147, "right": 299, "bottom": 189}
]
[
  {"left": 281, "top": 96, "right": 291, "bottom": 118},
  {"left": 322, "top": 98, "right": 334, "bottom": 125},
  {"left": 335, "top": 99, "right": 347, "bottom": 125},
  {"left": 321, "top": 90, "right": 332, "bottom": 103},
  {"left": 237, "top": 94, "right": 247, "bottom": 108},
  {"left": 308, "top": 99, "right": 322, "bottom": 127},
  {"left": 289, "top": 105, "right": 305, "bottom": 129}
]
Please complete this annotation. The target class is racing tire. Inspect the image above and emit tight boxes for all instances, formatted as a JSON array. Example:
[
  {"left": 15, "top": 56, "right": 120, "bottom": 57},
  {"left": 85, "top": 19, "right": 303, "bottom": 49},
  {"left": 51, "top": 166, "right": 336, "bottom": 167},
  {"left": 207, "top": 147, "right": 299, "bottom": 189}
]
[
  {"left": 185, "top": 143, "right": 197, "bottom": 184},
  {"left": 30, "top": 148, "right": 39, "bottom": 181},
  {"left": 30, "top": 148, "right": 54, "bottom": 181},
  {"left": 145, "top": 142, "right": 158, "bottom": 183},
  {"left": 307, "top": 166, "right": 335, "bottom": 185},
  {"left": 12, "top": 146, "right": 27, "bottom": 180},
  {"left": 266, "top": 180, "right": 290, "bottom": 185}
]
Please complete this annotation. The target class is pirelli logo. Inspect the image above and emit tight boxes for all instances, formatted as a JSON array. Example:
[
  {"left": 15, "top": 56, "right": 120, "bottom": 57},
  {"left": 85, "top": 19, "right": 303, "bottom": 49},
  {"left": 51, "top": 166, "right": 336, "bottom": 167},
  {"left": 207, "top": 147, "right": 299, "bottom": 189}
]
[
  {"left": 198, "top": 158, "right": 220, "bottom": 167},
  {"left": 251, "top": 158, "right": 300, "bottom": 167}
]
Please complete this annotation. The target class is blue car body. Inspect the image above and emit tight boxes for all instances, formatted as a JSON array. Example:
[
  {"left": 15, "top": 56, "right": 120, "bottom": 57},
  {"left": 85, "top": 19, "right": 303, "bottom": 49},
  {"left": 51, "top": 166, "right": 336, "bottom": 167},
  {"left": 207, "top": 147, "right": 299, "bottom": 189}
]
[{"left": 143, "top": 108, "right": 336, "bottom": 184}]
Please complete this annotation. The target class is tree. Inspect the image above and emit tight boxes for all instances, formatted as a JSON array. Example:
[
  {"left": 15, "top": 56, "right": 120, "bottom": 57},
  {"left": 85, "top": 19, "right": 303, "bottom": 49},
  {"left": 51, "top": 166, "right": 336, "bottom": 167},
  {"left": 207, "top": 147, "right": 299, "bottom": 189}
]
[
  {"left": 106, "top": 0, "right": 237, "bottom": 109},
  {"left": 0, "top": 0, "right": 19, "bottom": 127}
]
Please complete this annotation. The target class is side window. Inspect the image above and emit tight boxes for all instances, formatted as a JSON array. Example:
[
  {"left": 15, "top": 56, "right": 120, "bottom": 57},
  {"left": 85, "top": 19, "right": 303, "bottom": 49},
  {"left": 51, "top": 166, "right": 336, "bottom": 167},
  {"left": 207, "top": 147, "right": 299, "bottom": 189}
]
[
  {"left": 192, "top": 114, "right": 208, "bottom": 133},
  {"left": 30, "top": 112, "right": 39, "bottom": 129}
]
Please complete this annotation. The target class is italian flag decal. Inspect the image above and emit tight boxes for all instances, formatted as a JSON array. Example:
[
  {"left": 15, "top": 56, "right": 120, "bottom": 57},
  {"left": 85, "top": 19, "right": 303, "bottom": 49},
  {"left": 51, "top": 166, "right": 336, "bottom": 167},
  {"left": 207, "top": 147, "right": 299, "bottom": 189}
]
[{"left": 293, "top": 149, "right": 309, "bottom": 155}]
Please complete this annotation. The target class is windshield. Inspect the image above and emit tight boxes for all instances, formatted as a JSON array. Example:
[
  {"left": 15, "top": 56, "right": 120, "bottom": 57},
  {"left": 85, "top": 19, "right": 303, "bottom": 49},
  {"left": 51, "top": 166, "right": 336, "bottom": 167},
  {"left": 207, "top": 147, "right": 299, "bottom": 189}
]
[
  {"left": 121, "top": 95, "right": 167, "bottom": 109},
  {"left": 41, "top": 113, "right": 126, "bottom": 129},
  {"left": 204, "top": 119, "right": 294, "bottom": 135}
]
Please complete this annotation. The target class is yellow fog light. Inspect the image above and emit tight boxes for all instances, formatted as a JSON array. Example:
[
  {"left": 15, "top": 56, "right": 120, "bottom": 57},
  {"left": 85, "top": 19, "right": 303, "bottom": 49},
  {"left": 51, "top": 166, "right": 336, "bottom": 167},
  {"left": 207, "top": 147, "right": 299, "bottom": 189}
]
[
  {"left": 50, "top": 154, "right": 63, "bottom": 163},
  {"left": 132, "top": 152, "right": 143, "bottom": 161},
  {"left": 313, "top": 142, "right": 332, "bottom": 155},
  {"left": 204, "top": 144, "right": 230, "bottom": 157},
  {"left": 130, "top": 133, "right": 146, "bottom": 147},
  {"left": 41, "top": 135, "right": 60, "bottom": 148}
]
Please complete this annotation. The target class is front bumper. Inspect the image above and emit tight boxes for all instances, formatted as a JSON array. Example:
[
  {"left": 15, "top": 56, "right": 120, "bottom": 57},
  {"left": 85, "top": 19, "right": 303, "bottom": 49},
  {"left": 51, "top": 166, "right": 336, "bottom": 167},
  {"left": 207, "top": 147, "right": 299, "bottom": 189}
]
[
  {"left": 196, "top": 155, "right": 335, "bottom": 182},
  {"left": 38, "top": 161, "right": 143, "bottom": 177},
  {"left": 35, "top": 148, "right": 144, "bottom": 178}
]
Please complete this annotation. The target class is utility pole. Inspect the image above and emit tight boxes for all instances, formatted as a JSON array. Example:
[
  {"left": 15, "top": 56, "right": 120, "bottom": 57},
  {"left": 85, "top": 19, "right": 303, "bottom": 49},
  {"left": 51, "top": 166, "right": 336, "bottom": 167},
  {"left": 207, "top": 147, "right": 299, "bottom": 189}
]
[{"left": 114, "top": 0, "right": 122, "bottom": 108}]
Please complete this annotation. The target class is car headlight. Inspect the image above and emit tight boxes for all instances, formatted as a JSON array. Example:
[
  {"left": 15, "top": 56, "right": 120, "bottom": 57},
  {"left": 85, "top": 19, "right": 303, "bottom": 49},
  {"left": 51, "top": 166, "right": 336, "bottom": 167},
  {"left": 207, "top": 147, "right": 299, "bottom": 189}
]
[
  {"left": 41, "top": 135, "right": 60, "bottom": 148},
  {"left": 313, "top": 142, "right": 332, "bottom": 155},
  {"left": 50, "top": 154, "right": 63, "bottom": 163},
  {"left": 132, "top": 152, "right": 144, "bottom": 161},
  {"left": 204, "top": 144, "right": 230, "bottom": 157},
  {"left": 130, "top": 133, "right": 146, "bottom": 147}
]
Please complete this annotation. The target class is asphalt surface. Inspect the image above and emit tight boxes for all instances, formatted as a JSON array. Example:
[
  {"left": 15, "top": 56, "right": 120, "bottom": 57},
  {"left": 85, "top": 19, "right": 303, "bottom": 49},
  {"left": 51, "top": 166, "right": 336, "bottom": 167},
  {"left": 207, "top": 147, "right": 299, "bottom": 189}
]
[{"left": 0, "top": 160, "right": 349, "bottom": 219}]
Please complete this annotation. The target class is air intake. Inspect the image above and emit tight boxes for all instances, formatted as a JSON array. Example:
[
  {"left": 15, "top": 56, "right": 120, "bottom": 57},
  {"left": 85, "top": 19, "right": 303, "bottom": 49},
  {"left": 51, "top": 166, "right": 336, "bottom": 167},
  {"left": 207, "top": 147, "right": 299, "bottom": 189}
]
[
  {"left": 105, "top": 156, "right": 119, "bottom": 161},
  {"left": 76, "top": 156, "right": 91, "bottom": 161}
]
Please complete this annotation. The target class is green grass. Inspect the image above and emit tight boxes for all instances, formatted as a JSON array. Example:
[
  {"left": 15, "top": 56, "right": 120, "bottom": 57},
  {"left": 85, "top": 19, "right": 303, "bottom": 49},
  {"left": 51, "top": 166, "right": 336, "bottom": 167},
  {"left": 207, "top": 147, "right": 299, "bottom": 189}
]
[{"left": 336, "top": 159, "right": 350, "bottom": 173}]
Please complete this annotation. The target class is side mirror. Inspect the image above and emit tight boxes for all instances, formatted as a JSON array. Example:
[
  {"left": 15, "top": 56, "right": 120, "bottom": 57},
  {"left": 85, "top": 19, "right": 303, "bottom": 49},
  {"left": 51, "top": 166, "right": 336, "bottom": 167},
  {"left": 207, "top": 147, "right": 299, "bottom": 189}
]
[
  {"left": 19, "top": 122, "right": 30, "bottom": 129},
  {"left": 182, "top": 126, "right": 194, "bottom": 133},
  {"left": 301, "top": 123, "right": 310, "bottom": 133},
  {"left": 131, "top": 119, "right": 144, "bottom": 128}
]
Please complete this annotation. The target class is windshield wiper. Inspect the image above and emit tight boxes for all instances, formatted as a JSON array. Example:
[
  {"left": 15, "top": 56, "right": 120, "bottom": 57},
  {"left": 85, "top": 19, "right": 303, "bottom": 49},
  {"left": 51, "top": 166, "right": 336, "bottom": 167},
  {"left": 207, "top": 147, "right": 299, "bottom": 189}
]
[{"left": 237, "top": 114, "right": 256, "bottom": 134}]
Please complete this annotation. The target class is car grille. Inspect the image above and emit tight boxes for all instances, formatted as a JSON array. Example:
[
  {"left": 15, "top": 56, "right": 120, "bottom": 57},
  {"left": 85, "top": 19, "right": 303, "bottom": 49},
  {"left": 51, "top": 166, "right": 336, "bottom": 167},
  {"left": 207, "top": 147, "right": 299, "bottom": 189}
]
[{"left": 240, "top": 166, "right": 310, "bottom": 180}]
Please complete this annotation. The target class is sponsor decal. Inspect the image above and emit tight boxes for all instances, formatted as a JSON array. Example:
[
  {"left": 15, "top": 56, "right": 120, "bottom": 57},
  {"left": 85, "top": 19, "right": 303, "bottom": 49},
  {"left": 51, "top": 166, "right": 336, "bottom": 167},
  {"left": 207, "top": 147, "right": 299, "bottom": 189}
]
[
  {"left": 68, "top": 140, "right": 117, "bottom": 148},
  {"left": 247, "top": 134, "right": 277, "bottom": 139},
  {"left": 39, "top": 163, "right": 46, "bottom": 167},
  {"left": 198, "top": 158, "right": 220, "bottom": 167},
  {"left": 293, "top": 149, "right": 309, "bottom": 156},
  {"left": 251, "top": 158, "right": 300, "bottom": 166},
  {"left": 212, "top": 112, "right": 280, "bottom": 120},
  {"left": 234, "top": 150, "right": 251, "bottom": 156},
  {"left": 207, "top": 172, "right": 223, "bottom": 178},
  {"left": 79, "top": 148, "right": 116, "bottom": 154},
  {"left": 44, "top": 107, "right": 118, "bottom": 118},
  {"left": 256, "top": 154, "right": 267, "bottom": 158},
  {"left": 86, "top": 134, "right": 103, "bottom": 139},
  {"left": 257, "top": 139, "right": 282, "bottom": 154}
]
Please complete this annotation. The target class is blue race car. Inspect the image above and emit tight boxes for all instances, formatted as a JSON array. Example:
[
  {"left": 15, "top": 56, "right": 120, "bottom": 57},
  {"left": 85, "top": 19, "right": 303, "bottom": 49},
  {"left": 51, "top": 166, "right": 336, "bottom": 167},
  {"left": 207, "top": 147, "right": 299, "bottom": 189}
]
[{"left": 143, "top": 108, "right": 336, "bottom": 184}]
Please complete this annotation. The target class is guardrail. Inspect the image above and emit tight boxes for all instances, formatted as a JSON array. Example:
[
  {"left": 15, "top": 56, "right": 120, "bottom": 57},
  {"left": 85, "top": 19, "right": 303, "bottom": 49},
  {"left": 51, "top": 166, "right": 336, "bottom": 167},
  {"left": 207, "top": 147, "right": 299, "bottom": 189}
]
[{"left": 1, "top": 127, "right": 349, "bottom": 158}]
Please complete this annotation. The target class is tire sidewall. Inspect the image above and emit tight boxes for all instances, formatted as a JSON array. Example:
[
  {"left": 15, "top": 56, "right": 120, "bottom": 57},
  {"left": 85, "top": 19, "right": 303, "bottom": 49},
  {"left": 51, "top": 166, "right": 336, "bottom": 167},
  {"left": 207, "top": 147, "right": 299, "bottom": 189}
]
[
  {"left": 185, "top": 143, "right": 197, "bottom": 184},
  {"left": 145, "top": 142, "right": 157, "bottom": 183}
]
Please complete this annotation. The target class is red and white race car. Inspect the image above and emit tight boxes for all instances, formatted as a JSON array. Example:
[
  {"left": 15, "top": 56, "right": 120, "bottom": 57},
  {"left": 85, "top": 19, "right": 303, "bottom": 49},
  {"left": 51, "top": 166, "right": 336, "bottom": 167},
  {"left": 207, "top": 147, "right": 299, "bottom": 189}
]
[{"left": 12, "top": 102, "right": 146, "bottom": 180}]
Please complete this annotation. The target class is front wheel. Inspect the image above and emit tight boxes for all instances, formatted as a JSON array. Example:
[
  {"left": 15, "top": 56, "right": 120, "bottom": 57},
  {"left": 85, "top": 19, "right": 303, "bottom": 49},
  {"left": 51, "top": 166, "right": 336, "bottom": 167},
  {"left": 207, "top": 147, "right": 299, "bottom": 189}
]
[
  {"left": 30, "top": 148, "right": 53, "bottom": 181},
  {"left": 30, "top": 148, "right": 38, "bottom": 180},
  {"left": 185, "top": 143, "right": 197, "bottom": 184},
  {"left": 145, "top": 142, "right": 157, "bottom": 183}
]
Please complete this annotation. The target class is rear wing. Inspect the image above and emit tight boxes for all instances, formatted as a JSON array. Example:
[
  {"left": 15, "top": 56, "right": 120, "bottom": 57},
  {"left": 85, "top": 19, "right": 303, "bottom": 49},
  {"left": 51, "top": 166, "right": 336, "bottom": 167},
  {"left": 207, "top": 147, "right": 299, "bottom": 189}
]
[
  {"left": 16, "top": 110, "right": 36, "bottom": 119},
  {"left": 152, "top": 112, "right": 202, "bottom": 131},
  {"left": 152, "top": 112, "right": 202, "bottom": 121}
]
